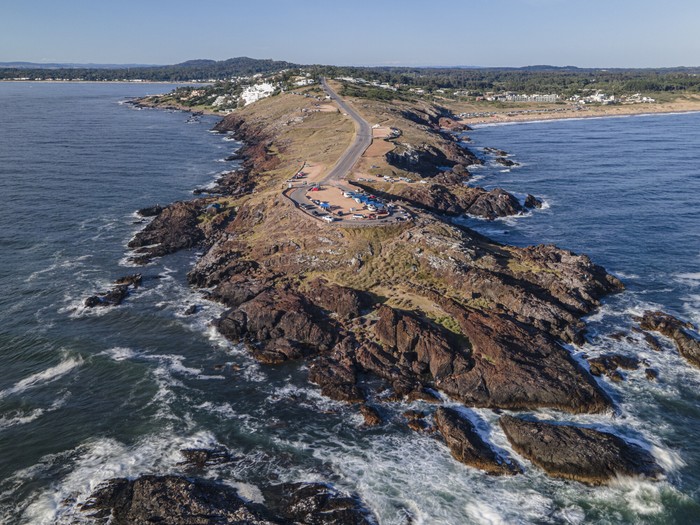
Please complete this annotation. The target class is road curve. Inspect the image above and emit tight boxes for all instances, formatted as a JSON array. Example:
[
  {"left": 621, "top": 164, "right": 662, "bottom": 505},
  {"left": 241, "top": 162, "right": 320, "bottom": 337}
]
[
  {"left": 319, "top": 78, "right": 373, "bottom": 184},
  {"left": 284, "top": 79, "right": 410, "bottom": 227}
]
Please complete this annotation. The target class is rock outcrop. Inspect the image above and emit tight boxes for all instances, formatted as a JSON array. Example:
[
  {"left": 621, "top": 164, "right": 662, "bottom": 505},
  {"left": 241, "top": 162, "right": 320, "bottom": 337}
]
[
  {"left": 128, "top": 200, "right": 207, "bottom": 264},
  {"left": 587, "top": 353, "right": 641, "bottom": 382},
  {"left": 435, "top": 407, "right": 521, "bottom": 475},
  {"left": 352, "top": 176, "right": 539, "bottom": 220},
  {"left": 640, "top": 310, "right": 700, "bottom": 368},
  {"left": 499, "top": 416, "right": 662, "bottom": 485},
  {"left": 82, "top": 475, "right": 374, "bottom": 525},
  {"left": 216, "top": 289, "right": 338, "bottom": 364},
  {"left": 84, "top": 274, "right": 142, "bottom": 308}
]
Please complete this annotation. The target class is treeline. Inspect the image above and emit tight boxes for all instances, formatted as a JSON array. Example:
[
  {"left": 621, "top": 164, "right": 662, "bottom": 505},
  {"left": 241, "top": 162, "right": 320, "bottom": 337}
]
[
  {"left": 0, "top": 57, "right": 296, "bottom": 81},
  {"left": 3, "top": 56, "right": 700, "bottom": 96},
  {"left": 309, "top": 65, "right": 700, "bottom": 96}
]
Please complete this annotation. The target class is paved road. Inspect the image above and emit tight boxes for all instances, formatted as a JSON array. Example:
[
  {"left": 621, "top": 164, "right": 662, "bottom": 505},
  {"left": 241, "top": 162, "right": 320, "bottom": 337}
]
[
  {"left": 319, "top": 78, "right": 373, "bottom": 185},
  {"left": 285, "top": 79, "right": 409, "bottom": 227}
]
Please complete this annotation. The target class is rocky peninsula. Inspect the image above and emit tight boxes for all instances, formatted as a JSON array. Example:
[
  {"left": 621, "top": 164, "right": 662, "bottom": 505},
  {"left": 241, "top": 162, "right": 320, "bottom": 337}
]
[{"left": 80, "top": 81, "right": 700, "bottom": 519}]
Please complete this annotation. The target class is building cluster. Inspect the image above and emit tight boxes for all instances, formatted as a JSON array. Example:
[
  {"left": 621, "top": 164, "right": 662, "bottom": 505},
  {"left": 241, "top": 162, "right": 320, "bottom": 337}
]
[
  {"left": 569, "top": 91, "right": 656, "bottom": 105},
  {"left": 484, "top": 93, "right": 560, "bottom": 103},
  {"left": 335, "top": 76, "right": 397, "bottom": 91}
]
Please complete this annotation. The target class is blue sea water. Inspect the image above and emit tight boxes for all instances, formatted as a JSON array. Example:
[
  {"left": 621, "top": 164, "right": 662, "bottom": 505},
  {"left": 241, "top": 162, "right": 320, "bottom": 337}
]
[{"left": 0, "top": 83, "right": 699, "bottom": 524}]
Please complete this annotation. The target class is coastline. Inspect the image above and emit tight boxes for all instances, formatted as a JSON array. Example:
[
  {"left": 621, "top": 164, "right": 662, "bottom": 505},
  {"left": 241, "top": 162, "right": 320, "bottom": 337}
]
[
  {"left": 470, "top": 108, "right": 700, "bottom": 128},
  {"left": 456, "top": 99, "right": 700, "bottom": 127},
  {"left": 70, "top": 86, "right": 700, "bottom": 521}
]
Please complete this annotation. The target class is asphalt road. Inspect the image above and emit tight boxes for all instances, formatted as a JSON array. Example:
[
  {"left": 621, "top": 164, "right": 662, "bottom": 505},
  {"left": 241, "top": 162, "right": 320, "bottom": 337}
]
[
  {"left": 319, "top": 78, "right": 373, "bottom": 185},
  {"left": 285, "top": 78, "right": 408, "bottom": 226}
]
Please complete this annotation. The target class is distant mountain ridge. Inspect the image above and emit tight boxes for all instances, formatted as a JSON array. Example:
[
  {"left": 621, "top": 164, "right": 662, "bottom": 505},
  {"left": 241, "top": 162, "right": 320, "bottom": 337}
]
[
  {"left": 0, "top": 62, "right": 161, "bottom": 69},
  {"left": 0, "top": 57, "right": 298, "bottom": 81}
]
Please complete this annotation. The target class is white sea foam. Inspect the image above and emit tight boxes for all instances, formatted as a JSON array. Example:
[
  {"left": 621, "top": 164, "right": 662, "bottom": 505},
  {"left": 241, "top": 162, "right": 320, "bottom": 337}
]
[
  {"left": 0, "top": 409, "right": 45, "bottom": 431},
  {"left": 100, "top": 347, "right": 138, "bottom": 361},
  {"left": 463, "top": 501, "right": 508, "bottom": 525},
  {"left": 0, "top": 357, "right": 83, "bottom": 400},
  {"left": 675, "top": 272, "right": 700, "bottom": 283},
  {"left": 16, "top": 430, "right": 222, "bottom": 524},
  {"left": 0, "top": 397, "right": 67, "bottom": 432}
]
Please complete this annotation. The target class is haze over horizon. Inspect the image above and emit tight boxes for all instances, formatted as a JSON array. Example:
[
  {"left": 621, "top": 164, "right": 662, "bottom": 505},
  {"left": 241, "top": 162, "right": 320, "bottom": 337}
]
[{"left": 3, "top": 0, "right": 699, "bottom": 69}]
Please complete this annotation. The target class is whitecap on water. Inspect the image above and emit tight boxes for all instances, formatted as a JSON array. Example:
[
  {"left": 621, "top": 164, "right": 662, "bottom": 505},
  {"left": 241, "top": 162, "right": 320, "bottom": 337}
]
[
  {"left": 0, "top": 397, "right": 67, "bottom": 432},
  {"left": 0, "top": 355, "right": 83, "bottom": 401},
  {"left": 14, "top": 430, "right": 222, "bottom": 525},
  {"left": 99, "top": 346, "right": 138, "bottom": 361}
]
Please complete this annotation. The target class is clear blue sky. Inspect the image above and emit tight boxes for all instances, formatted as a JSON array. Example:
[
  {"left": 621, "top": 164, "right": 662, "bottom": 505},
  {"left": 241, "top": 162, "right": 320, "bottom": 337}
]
[{"left": 2, "top": 0, "right": 699, "bottom": 67}]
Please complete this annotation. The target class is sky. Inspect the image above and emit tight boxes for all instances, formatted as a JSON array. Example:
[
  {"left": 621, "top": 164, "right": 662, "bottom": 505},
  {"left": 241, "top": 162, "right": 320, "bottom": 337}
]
[{"left": 2, "top": 0, "right": 699, "bottom": 68}]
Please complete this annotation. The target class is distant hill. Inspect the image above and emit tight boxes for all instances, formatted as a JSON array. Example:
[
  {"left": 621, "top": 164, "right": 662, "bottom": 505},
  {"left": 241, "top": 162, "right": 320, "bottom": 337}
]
[
  {"left": 0, "top": 57, "right": 297, "bottom": 81},
  {"left": 0, "top": 62, "right": 160, "bottom": 69}
]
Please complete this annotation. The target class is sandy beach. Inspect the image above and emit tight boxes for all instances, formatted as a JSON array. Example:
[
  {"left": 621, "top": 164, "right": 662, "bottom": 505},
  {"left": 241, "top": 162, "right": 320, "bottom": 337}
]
[{"left": 453, "top": 97, "right": 700, "bottom": 126}]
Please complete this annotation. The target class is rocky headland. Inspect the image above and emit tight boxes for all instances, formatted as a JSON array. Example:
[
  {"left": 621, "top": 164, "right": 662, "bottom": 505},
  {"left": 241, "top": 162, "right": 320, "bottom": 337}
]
[{"left": 81, "top": 83, "right": 691, "bottom": 521}]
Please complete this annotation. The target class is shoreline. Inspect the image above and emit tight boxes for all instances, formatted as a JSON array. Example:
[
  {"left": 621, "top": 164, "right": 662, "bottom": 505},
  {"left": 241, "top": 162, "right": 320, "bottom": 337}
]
[
  {"left": 0, "top": 79, "right": 211, "bottom": 85},
  {"left": 103, "top": 88, "right": 686, "bottom": 495},
  {"left": 457, "top": 99, "right": 700, "bottom": 127},
  {"left": 469, "top": 108, "right": 700, "bottom": 128}
]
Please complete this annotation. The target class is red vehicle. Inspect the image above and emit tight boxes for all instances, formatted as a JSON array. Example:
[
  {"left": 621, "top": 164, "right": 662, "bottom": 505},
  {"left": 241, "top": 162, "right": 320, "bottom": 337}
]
[{"left": 310, "top": 186, "right": 320, "bottom": 192}]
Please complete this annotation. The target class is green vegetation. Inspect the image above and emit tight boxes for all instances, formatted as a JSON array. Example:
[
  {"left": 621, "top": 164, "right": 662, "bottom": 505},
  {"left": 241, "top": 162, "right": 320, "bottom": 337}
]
[
  {"left": 6, "top": 56, "right": 700, "bottom": 103},
  {"left": 310, "top": 65, "right": 700, "bottom": 97},
  {"left": 0, "top": 57, "right": 295, "bottom": 81}
]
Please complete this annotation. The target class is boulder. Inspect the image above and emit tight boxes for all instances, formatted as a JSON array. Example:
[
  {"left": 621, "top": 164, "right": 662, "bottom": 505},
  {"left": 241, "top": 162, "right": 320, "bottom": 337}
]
[
  {"left": 435, "top": 407, "right": 521, "bottom": 475},
  {"left": 81, "top": 475, "right": 273, "bottom": 525},
  {"left": 499, "top": 415, "right": 662, "bottom": 485},
  {"left": 360, "top": 405, "right": 382, "bottom": 426},
  {"left": 84, "top": 285, "right": 129, "bottom": 308},
  {"left": 263, "top": 482, "right": 374, "bottom": 525},
  {"left": 114, "top": 274, "right": 142, "bottom": 288},
  {"left": 495, "top": 157, "right": 519, "bottom": 167},
  {"left": 587, "top": 353, "right": 640, "bottom": 380},
  {"left": 524, "top": 194, "right": 543, "bottom": 209},
  {"left": 640, "top": 311, "right": 700, "bottom": 368},
  {"left": 82, "top": 475, "right": 374, "bottom": 525},
  {"left": 136, "top": 204, "right": 163, "bottom": 217}
]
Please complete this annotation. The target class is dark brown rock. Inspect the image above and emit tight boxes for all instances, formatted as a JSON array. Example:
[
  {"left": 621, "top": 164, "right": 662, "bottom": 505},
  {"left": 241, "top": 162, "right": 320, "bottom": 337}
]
[
  {"left": 82, "top": 475, "right": 374, "bottom": 525},
  {"left": 483, "top": 147, "right": 508, "bottom": 157},
  {"left": 402, "top": 410, "right": 426, "bottom": 421},
  {"left": 640, "top": 311, "right": 700, "bottom": 368},
  {"left": 84, "top": 285, "right": 129, "bottom": 308},
  {"left": 500, "top": 415, "right": 663, "bottom": 485},
  {"left": 307, "top": 279, "right": 370, "bottom": 320},
  {"left": 438, "top": 116, "right": 469, "bottom": 132},
  {"left": 136, "top": 204, "right": 163, "bottom": 217},
  {"left": 645, "top": 368, "right": 659, "bottom": 381},
  {"left": 643, "top": 332, "right": 663, "bottom": 352},
  {"left": 114, "top": 274, "right": 142, "bottom": 288},
  {"left": 179, "top": 448, "right": 235, "bottom": 469},
  {"left": 435, "top": 407, "right": 521, "bottom": 475},
  {"left": 263, "top": 482, "right": 374, "bottom": 525},
  {"left": 407, "top": 419, "right": 430, "bottom": 432},
  {"left": 81, "top": 475, "right": 273, "bottom": 525},
  {"left": 495, "top": 157, "right": 519, "bottom": 167},
  {"left": 360, "top": 404, "right": 382, "bottom": 426},
  {"left": 434, "top": 304, "right": 612, "bottom": 414},
  {"left": 352, "top": 179, "right": 528, "bottom": 220},
  {"left": 524, "top": 194, "right": 543, "bottom": 209},
  {"left": 217, "top": 289, "right": 337, "bottom": 364},
  {"left": 588, "top": 353, "right": 640, "bottom": 380},
  {"left": 128, "top": 200, "right": 207, "bottom": 264}
]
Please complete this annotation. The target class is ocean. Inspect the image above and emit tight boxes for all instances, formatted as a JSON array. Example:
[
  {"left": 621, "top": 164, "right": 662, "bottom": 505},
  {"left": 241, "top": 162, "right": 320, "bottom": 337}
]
[{"left": 0, "top": 83, "right": 699, "bottom": 524}]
